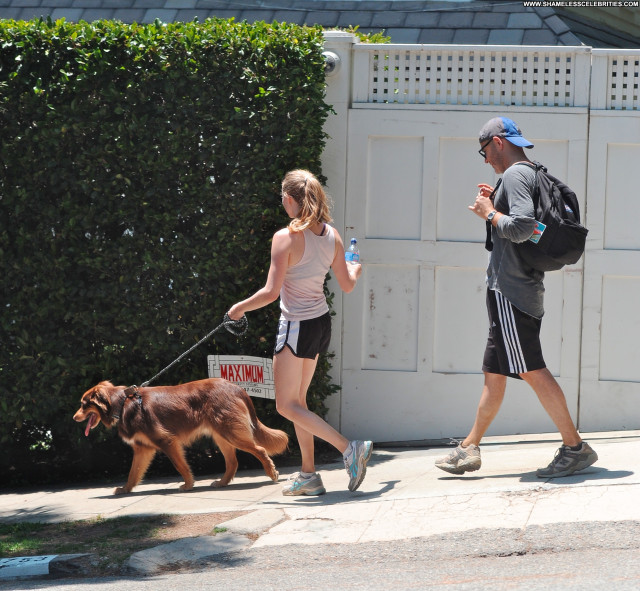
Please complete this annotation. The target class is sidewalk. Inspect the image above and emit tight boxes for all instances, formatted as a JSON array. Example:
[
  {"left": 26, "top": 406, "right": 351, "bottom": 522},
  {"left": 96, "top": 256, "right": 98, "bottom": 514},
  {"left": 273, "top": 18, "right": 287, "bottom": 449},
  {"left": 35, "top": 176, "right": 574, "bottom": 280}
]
[{"left": 2, "top": 431, "right": 639, "bottom": 575}]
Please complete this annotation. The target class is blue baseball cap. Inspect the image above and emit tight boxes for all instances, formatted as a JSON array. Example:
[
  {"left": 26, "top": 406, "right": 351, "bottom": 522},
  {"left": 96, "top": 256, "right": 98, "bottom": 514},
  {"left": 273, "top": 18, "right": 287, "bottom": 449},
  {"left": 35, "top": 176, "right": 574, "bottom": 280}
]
[{"left": 479, "top": 117, "right": 534, "bottom": 149}]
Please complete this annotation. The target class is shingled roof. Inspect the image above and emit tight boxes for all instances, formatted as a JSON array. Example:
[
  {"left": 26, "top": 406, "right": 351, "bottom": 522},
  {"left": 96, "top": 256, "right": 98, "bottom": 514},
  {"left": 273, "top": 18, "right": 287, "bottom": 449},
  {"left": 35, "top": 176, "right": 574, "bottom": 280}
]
[{"left": 0, "top": 0, "right": 639, "bottom": 48}]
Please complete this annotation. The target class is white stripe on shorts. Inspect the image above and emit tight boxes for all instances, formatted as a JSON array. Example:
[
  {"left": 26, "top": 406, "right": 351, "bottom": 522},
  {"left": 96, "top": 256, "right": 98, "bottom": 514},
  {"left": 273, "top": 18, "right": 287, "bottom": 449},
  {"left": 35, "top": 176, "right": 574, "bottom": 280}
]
[
  {"left": 275, "top": 317, "right": 300, "bottom": 354},
  {"left": 495, "top": 291, "right": 527, "bottom": 375}
]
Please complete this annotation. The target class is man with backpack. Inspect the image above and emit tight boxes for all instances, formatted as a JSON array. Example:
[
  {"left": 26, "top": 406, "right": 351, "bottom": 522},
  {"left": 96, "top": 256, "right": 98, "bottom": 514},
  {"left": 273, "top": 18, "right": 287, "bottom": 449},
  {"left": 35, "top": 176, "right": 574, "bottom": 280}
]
[{"left": 435, "top": 116, "right": 598, "bottom": 478}]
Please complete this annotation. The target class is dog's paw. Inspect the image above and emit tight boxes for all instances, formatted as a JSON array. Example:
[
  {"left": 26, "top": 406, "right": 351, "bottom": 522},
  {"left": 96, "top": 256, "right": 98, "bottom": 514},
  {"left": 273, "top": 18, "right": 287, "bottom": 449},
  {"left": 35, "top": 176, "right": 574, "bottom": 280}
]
[
  {"left": 271, "top": 470, "right": 279, "bottom": 482},
  {"left": 179, "top": 482, "right": 194, "bottom": 491},
  {"left": 114, "top": 486, "right": 129, "bottom": 495}
]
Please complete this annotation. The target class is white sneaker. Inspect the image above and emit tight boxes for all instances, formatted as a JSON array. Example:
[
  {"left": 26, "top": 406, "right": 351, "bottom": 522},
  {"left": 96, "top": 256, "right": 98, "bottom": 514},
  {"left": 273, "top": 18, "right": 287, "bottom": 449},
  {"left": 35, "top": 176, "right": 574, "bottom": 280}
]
[
  {"left": 344, "top": 440, "right": 373, "bottom": 491},
  {"left": 282, "top": 472, "right": 326, "bottom": 496},
  {"left": 435, "top": 442, "right": 481, "bottom": 475}
]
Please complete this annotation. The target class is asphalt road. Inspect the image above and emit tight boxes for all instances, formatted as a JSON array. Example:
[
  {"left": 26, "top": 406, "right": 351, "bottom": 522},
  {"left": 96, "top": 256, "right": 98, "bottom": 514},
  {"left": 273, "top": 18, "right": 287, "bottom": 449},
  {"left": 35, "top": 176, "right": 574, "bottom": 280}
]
[{"left": 3, "top": 520, "right": 639, "bottom": 590}]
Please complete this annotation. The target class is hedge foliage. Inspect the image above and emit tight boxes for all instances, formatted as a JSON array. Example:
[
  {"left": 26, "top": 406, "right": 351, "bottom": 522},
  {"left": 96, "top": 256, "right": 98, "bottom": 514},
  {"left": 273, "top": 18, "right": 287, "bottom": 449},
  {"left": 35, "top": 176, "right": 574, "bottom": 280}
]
[{"left": 0, "top": 17, "right": 336, "bottom": 486}]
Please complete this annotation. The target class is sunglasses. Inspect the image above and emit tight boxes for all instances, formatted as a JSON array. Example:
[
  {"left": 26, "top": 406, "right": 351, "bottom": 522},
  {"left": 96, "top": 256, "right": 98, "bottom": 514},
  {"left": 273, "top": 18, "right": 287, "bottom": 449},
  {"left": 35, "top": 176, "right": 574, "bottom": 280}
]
[{"left": 478, "top": 137, "right": 494, "bottom": 159}]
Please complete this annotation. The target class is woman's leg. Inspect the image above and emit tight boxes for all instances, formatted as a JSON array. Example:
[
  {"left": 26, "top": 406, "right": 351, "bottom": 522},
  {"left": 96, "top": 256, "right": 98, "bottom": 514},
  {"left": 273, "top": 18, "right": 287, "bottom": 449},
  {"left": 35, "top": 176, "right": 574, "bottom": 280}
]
[
  {"left": 274, "top": 347, "right": 349, "bottom": 473},
  {"left": 292, "top": 356, "right": 318, "bottom": 473}
]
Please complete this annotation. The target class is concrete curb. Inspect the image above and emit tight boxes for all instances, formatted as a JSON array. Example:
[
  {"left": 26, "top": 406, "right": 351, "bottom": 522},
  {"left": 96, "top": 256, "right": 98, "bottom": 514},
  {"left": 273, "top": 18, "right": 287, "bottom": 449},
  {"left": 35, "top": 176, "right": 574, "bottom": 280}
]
[
  {"left": 217, "top": 508, "right": 286, "bottom": 535},
  {"left": 126, "top": 534, "right": 251, "bottom": 575},
  {"left": 126, "top": 509, "right": 286, "bottom": 574}
]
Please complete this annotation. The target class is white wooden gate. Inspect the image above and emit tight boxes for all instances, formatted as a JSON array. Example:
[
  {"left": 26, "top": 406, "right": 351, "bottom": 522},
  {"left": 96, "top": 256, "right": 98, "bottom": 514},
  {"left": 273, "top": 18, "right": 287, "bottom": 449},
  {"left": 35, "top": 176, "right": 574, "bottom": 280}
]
[
  {"left": 579, "top": 50, "right": 640, "bottom": 432},
  {"left": 322, "top": 34, "right": 640, "bottom": 442}
]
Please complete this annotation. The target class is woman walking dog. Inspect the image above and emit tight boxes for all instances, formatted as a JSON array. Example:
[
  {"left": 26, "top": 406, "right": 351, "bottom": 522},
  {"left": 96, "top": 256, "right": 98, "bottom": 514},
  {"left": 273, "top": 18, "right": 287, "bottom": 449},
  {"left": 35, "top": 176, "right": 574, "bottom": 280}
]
[{"left": 228, "top": 170, "right": 372, "bottom": 495}]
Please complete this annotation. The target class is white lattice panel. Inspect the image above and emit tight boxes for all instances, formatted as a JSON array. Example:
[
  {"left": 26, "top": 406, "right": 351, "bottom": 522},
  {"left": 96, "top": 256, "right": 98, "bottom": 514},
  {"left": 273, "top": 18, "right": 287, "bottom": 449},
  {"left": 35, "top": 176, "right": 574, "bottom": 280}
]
[
  {"left": 353, "top": 45, "right": 590, "bottom": 108},
  {"left": 607, "top": 54, "right": 640, "bottom": 110}
]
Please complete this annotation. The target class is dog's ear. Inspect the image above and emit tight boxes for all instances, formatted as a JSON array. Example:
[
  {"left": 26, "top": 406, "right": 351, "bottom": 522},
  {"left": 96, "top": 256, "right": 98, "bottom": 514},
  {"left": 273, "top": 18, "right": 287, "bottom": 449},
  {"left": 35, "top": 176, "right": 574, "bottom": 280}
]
[{"left": 90, "top": 385, "right": 112, "bottom": 414}]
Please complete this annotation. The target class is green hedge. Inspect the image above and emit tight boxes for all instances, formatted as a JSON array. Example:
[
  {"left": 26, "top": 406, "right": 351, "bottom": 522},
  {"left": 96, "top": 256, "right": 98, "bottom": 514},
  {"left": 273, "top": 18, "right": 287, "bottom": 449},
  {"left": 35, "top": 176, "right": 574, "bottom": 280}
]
[{"left": 0, "top": 17, "right": 335, "bottom": 486}]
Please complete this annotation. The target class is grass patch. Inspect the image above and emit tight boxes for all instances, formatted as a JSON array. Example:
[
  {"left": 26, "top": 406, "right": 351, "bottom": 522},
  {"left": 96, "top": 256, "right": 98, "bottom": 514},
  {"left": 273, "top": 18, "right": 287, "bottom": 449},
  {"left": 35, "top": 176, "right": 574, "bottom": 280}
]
[
  {"left": 0, "top": 512, "right": 246, "bottom": 577},
  {"left": 0, "top": 522, "right": 47, "bottom": 554}
]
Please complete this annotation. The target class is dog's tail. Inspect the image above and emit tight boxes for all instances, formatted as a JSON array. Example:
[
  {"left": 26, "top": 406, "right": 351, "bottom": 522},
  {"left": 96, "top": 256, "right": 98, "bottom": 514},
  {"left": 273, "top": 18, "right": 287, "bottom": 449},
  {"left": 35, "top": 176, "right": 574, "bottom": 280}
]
[
  {"left": 253, "top": 421, "right": 289, "bottom": 456},
  {"left": 239, "top": 390, "right": 289, "bottom": 455}
]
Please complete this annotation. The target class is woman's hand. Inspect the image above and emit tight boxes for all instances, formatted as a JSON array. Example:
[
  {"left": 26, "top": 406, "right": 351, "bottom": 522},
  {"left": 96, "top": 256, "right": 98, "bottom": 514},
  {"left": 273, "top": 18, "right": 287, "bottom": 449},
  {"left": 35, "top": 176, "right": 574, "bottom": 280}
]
[
  {"left": 227, "top": 304, "right": 245, "bottom": 321},
  {"left": 347, "top": 262, "right": 362, "bottom": 281}
]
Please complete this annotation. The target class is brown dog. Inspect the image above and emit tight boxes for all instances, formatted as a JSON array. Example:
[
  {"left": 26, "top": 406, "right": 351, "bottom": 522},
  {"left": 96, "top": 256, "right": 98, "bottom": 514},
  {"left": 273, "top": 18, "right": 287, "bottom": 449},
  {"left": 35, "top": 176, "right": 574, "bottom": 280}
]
[{"left": 73, "top": 378, "right": 288, "bottom": 495}]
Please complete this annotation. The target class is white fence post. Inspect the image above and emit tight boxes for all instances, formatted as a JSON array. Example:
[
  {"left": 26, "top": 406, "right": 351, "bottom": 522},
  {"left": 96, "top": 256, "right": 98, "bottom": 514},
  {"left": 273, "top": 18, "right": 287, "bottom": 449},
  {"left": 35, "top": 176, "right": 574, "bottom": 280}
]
[{"left": 322, "top": 31, "right": 356, "bottom": 431}]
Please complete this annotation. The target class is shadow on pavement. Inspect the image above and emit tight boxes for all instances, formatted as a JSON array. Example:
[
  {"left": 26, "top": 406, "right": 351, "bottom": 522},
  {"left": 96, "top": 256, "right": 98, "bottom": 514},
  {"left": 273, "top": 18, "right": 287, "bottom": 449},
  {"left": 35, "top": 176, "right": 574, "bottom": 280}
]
[
  {"left": 436, "top": 467, "right": 633, "bottom": 483},
  {"left": 262, "top": 479, "right": 401, "bottom": 508}
]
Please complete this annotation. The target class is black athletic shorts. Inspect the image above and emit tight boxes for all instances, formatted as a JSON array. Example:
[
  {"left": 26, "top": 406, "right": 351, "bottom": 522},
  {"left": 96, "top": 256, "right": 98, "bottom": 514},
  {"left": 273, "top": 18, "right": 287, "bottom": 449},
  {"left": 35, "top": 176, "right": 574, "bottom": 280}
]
[
  {"left": 482, "top": 289, "right": 546, "bottom": 379},
  {"left": 274, "top": 311, "right": 332, "bottom": 359}
]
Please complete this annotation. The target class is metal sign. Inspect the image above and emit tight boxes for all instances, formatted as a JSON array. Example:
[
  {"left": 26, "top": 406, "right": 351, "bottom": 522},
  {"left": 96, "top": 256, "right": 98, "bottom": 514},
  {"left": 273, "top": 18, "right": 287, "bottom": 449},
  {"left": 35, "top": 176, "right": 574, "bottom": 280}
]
[{"left": 208, "top": 355, "right": 275, "bottom": 399}]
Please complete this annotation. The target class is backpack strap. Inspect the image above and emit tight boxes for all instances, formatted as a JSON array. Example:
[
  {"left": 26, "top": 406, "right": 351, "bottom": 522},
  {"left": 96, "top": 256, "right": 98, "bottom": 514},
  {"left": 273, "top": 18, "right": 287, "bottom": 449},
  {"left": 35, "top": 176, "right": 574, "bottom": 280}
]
[
  {"left": 514, "top": 160, "right": 545, "bottom": 210},
  {"left": 485, "top": 162, "right": 542, "bottom": 252},
  {"left": 484, "top": 178, "right": 502, "bottom": 252},
  {"left": 516, "top": 160, "right": 545, "bottom": 173}
]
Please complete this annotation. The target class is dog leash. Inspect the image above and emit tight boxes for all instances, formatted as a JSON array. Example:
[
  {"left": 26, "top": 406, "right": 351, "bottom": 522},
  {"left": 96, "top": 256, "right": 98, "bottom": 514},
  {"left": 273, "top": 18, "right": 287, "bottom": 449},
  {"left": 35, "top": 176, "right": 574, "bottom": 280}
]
[{"left": 122, "top": 314, "right": 249, "bottom": 402}]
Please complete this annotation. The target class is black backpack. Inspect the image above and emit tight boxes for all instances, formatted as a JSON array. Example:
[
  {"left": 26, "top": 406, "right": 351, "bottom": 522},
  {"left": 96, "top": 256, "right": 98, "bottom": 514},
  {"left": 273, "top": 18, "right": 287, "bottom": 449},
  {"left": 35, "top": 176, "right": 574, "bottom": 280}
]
[{"left": 486, "top": 162, "right": 588, "bottom": 272}]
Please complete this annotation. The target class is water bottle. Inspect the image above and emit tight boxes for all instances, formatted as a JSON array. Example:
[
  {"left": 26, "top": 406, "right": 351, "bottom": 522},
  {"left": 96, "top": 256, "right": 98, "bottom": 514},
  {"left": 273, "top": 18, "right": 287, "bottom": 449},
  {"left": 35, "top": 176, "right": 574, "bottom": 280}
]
[{"left": 345, "top": 238, "right": 360, "bottom": 264}]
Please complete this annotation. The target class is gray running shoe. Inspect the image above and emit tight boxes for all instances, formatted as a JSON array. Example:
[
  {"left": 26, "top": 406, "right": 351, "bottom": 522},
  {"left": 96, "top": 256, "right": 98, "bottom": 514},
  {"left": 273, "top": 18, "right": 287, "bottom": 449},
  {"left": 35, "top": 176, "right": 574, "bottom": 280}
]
[
  {"left": 344, "top": 440, "right": 373, "bottom": 492},
  {"left": 282, "top": 472, "right": 326, "bottom": 496},
  {"left": 435, "top": 442, "right": 481, "bottom": 474},
  {"left": 536, "top": 442, "right": 598, "bottom": 478}
]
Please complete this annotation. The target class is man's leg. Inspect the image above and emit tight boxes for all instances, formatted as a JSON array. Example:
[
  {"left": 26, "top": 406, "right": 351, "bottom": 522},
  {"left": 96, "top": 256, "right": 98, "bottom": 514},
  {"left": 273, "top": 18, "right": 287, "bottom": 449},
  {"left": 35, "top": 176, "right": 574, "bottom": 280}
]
[
  {"left": 435, "top": 372, "right": 506, "bottom": 474},
  {"left": 520, "top": 367, "right": 580, "bottom": 447},
  {"left": 463, "top": 371, "right": 507, "bottom": 447},
  {"left": 521, "top": 368, "right": 598, "bottom": 477}
]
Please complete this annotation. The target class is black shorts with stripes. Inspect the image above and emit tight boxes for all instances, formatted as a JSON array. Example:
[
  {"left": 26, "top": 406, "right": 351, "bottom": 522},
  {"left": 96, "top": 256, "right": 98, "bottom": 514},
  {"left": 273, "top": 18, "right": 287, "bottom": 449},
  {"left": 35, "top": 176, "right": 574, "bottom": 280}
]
[
  {"left": 482, "top": 289, "right": 546, "bottom": 379},
  {"left": 274, "top": 312, "right": 332, "bottom": 360}
]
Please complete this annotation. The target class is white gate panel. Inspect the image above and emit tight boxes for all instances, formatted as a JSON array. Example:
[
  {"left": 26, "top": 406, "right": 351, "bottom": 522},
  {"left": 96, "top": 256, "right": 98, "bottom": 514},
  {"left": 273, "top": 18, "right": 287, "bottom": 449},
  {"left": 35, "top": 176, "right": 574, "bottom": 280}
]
[
  {"left": 366, "top": 136, "right": 424, "bottom": 240},
  {"left": 432, "top": 267, "right": 489, "bottom": 374},
  {"left": 580, "top": 113, "right": 640, "bottom": 431},
  {"left": 341, "top": 108, "right": 587, "bottom": 442},
  {"left": 362, "top": 264, "right": 420, "bottom": 372},
  {"left": 600, "top": 277, "right": 640, "bottom": 382},
  {"left": 603, "top": 143, "right": 640, "bottom": 250}
]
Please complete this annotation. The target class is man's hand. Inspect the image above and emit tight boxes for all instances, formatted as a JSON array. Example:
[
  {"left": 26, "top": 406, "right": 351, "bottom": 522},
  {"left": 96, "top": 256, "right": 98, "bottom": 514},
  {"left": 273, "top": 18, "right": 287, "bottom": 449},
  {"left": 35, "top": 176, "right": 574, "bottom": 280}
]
[{"left": 468, "top": 183, "right": 495, "bottom": 220}]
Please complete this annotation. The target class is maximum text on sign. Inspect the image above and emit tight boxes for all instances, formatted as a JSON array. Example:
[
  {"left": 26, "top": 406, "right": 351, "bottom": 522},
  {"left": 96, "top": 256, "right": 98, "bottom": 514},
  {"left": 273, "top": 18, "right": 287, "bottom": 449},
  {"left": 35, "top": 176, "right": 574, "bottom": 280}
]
[{"left": 208, "top": 355, "right": 275, "bottom": 399}]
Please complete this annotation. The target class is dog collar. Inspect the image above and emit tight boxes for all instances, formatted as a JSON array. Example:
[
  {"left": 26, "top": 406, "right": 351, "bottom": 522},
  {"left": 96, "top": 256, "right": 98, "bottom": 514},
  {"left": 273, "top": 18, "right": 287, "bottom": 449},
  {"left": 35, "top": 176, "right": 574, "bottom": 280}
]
[
  {"left": 124, "top": 385, "right": 141, "bottom": 400},
  {"left": 113, "top": 385, "right": 142, "bottom": 422}
]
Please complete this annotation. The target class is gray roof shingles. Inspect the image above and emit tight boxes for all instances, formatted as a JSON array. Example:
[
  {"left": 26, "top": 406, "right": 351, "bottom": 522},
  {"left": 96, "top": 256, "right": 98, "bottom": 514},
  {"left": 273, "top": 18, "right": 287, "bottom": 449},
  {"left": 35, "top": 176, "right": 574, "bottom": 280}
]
[
  {"left": 507, "top": 12, "right": 544, "bottom": 29},
  {"left": 371, "top": 10, "right": 406, "bottom": 28},
  {"left": 452, "top": 28, "right": 489, "bottom": 45},
  {"left": 385, "top": 27, "right": 419, "bottom": 43},
  {"left": 0, "top": 0, "right": 637, "bottom": 48},
  {"left": 488, "top": 28, "right": 524, "bottom": 45},
  {"left": 407, "top": 12, "right": 440, "bottom": 28},
  {"left": 306, "top": 11, "right": 341, "bottom": 27},
  {"left": 472, "top": 12, "right": 508, "bottom": 29},
  {"left": 166, "top": 0, "right": 197, "bottom": 7},
  {"left": 438, "top": 11, "right": 475, "bottom": 30}
]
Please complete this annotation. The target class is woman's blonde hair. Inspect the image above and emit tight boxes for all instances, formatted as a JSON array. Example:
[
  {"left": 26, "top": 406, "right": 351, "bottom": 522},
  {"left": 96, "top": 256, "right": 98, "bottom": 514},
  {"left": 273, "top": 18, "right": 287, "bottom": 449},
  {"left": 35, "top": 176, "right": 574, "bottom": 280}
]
[{"left": 282, "top": 169, "right": 333, "bottom": 232}]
